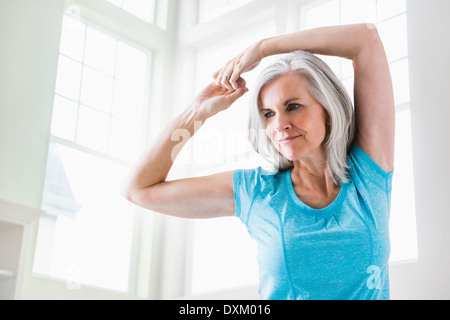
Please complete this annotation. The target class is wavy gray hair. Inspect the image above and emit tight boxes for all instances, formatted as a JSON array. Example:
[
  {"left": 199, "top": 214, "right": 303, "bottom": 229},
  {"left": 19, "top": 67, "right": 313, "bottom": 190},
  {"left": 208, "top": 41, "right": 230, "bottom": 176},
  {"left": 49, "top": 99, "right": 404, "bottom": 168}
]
[{"left": 248, "top": 50, "right": 355, "bottom": 184}]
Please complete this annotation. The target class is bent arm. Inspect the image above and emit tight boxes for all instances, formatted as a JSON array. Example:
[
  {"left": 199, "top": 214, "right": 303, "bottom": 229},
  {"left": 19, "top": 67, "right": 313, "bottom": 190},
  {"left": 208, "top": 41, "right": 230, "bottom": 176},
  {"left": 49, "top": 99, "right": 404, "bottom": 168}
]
[
  {"left": 264, "top": 24, "right": 395, "bottom": 172},
  {"left": 260, "top": 24, "right": 378, "bottom": 61},
  {"left": 120, "top": 82, "right": 247, "bottom": 218},
  {"left": 220, "top": 24, "right": 395, "bottom": 172}
]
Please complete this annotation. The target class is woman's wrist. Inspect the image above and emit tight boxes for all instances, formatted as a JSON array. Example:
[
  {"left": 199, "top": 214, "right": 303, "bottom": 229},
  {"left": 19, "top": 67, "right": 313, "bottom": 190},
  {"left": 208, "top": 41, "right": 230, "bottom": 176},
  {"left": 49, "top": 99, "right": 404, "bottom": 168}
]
[
  {"left": 259, "top": 36, "right": 285, "bottom": 58},
  {"left": 188, "top": 102, "right": 212, "bottom": 124},
  {"left": 259, "top": 38, "right": 272, "bottom": 59}
]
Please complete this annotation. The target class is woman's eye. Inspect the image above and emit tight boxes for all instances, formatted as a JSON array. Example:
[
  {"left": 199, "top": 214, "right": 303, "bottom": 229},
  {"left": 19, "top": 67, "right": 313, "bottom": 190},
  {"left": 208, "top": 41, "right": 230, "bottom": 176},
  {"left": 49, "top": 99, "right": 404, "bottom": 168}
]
[
  {"left": 288, "top": 103, "right": 302, "bottom": 111},
  {"left": 264, "top": 111, "right": 274, "bottom": 118}
]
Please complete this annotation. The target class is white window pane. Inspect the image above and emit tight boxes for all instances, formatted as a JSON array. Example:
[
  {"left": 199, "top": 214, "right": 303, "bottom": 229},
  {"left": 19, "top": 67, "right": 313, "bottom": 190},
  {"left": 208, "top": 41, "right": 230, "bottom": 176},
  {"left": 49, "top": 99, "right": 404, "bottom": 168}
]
[
  {"left": 390, "top": 109, "right": 418, "bottom": 262},
  {"left": 76, "top": 106, "right": 110, "bottom": 153},
  {"left": 55, "top": 55, "right": 82, "bottom": 101},
  {"left": 378, "top": 14, "right": 408, "bottom": 62},
  {"left": 36, "top": 142, "right": 135, "bottom": 292},
  {"left": 319, "top": 55, "right": 341, "bottom": 79},
  {"left": 200, "top": 0, "right": 230, "bottom": 22},
  {"left": 222, "top": 126, "right": 254, "bottom": 161},
  {"left": 84, "top": 26, "right": 117, "bottom": 75},
  {"left": 342, "top": 76, "right": 354, "bottom": 104},
  {"left": 340, "top": 0, "right": 377, "bottom": 25},
  {"left": 51, "top": 95, "right": 78, "bottom": 141},
  {"left": 115, "top": 42, "right": 148, "bottom": 89},
  {"left": 112, "top": 80, "right": 145, "bottom": 124},
  {"left": 191, "top": 125, "right": 228, "bottom": 166},
  {"left": 191, "top": 217, "right": 259, "bottom": 293},
  {"left": 80, "top": 66, "right": 114, "bottom": 113},
  {"left": 390, "top": 58, "right": 410, "bottom": 106},
  {"left": 229, "top": 0, "right": 253, "bottom": 11},
  {"left": 304, "top": 0, "right": 339, "bottom": 29},
  {"left": 106, "top": 0, "right": 123, "bottom": 6},
  {"left": 199, "top": 0, "right": 253, "bottom": 23},
  {"left": 59, "top": 16, "right": 85, "bottom": 61},
  {"left": 341, "top": 58, "right": 354, "bottom": 79},
  {"left": 378, "top": 0, "right": 406, "bottom": 21},
  {"left": 110, "top": 118, "right": 141, "bottom": 161},
  {"left": 123, "top": 0, "right": 155, "bottom": 23}
]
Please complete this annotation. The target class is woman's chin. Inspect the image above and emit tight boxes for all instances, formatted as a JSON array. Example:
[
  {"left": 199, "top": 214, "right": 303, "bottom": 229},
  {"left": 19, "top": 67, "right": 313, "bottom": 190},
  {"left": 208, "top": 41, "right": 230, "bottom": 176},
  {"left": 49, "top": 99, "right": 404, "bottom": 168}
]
[{"left": 280, "top": 151, "right": 301, "bottom": 162}]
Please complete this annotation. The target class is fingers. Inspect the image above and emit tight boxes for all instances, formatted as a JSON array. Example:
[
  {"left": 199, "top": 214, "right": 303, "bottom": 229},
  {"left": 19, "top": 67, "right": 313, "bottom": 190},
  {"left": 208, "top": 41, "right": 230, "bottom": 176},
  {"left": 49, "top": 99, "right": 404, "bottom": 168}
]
[
  {"left": 225, "top": 86, "right": 249, "bottom": 105},
  {"left": 214, "top": 70, "right": 244, "bottom": 91},
  {"left": 235, "top": 76, "right": 246, "bottom": 89},
  {"left": 212, "top": 69, "right": 220, "bottom": 80},
  {"left": 228, "top": 60, "right": 243, "bottom": 89},
  {"left": 214, "top": 57, "right": 246, "bottom": 90},
  {"left": 217, "top": 67, "right": 235, "bottom": 91},
  {"left": 213, "top": 63, "right": 247, "bottom": 92}
]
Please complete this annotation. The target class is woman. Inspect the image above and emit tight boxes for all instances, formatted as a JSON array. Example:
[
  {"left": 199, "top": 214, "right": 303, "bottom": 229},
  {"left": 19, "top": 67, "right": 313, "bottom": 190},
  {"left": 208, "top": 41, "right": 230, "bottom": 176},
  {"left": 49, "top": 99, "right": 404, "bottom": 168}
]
[{"left": 121, "top": 24, "right": 395, "bottom": 300}]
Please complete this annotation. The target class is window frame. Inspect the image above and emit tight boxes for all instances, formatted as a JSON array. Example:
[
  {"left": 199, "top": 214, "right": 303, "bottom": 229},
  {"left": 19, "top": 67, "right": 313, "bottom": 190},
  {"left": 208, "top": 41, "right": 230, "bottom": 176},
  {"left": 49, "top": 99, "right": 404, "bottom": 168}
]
[{"left": 32, "top": 0, "right": 176, "bottom": 299}]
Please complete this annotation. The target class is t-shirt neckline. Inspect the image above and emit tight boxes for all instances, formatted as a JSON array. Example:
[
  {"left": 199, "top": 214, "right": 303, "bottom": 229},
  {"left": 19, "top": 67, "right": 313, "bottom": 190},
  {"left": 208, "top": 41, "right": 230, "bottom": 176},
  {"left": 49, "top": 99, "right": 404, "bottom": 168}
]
[{"left": 284, "top": 169, "right": 348, "bottom": 217}]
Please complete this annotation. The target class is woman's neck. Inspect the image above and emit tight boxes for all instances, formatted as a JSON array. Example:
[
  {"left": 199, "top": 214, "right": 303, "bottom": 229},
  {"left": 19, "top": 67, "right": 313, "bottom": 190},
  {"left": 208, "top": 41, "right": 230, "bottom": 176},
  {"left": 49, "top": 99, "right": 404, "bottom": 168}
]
[{"left": 291, "top": 156, "right": 338, "bottom": 198}]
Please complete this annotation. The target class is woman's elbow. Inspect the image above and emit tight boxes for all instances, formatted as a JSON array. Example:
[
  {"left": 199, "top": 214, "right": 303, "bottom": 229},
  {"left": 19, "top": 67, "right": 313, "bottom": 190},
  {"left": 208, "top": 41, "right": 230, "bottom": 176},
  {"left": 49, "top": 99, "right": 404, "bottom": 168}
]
[
  {"left": 119, "top": 182, "right": 135, "bottom": 203},
  {"left": 351, "top": 23, "right": 384, "bottom": 60},
  {"left": 119, "top": 186, "right": 147, "bottom": 210},
  {"left": 119, "top": 176, "right": 143, "bottom": 204},
  {"left": 119, "top": 182, "right": 159, "bottom": 213},
  {"left": 361, "top": 23, "right": 383, "bottom": 48}
]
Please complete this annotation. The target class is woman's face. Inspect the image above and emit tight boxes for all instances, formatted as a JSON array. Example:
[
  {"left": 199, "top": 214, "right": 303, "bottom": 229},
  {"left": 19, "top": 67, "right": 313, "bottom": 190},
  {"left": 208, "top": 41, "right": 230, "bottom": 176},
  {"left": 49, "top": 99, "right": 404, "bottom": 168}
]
[{"left": 260, "top": 72, "right": 329, "bottom": 162}]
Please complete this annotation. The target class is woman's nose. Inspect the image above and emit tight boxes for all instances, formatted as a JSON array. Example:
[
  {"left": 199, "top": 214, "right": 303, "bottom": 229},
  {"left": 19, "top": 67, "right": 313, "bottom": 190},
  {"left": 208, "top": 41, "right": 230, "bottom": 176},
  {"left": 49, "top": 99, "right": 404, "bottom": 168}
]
[{"left": 273, "top": 114, "right": 292, "bottom": 132}]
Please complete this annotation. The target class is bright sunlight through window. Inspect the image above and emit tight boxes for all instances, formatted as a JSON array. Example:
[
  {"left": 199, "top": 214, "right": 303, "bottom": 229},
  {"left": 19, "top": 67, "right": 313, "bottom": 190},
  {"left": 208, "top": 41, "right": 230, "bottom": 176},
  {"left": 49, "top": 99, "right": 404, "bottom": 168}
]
[
  {"left": 105, "top": 0, "right": 168, "bottom": 29},
  {"left": 198, "top": 0, "right": 254, "bottom": 23},
  {"left": 33, "top": 15, "right": 150, "bottom": 292}
]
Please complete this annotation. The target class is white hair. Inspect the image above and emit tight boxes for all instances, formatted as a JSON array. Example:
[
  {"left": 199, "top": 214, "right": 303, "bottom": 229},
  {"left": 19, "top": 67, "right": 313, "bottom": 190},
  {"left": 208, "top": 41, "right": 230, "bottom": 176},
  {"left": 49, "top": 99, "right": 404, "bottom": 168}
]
[{"left": 248, "top": 50, "right": 355, "bottom": 184}]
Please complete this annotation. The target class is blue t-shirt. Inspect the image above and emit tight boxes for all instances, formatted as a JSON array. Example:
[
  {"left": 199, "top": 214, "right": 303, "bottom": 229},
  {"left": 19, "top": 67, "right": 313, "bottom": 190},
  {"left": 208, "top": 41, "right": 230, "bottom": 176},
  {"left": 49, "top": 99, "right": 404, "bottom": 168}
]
[{"left": 233, "top": 144, "right": 393, "bottom": 300}]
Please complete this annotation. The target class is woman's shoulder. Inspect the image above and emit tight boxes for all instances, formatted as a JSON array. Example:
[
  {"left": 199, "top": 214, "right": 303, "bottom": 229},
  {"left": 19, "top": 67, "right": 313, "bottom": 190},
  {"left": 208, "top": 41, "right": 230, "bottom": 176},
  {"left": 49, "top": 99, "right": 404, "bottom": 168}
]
[
  {"left": 347, "top": 143, "right": 393, "bottom": 188},
  {"left": 234, "top": 165, "right": 287, "bottom": 192}
]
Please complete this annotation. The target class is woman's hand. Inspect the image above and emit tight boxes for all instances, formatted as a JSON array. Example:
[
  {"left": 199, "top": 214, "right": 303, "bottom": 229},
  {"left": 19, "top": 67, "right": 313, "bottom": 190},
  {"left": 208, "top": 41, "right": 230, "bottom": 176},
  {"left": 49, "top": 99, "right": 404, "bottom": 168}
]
[
  {"left": 213, "top": 40, "right": 265, "bottom": 90},
  {"left": 193, "top": 77, "right": 248, "bottom": 118}
]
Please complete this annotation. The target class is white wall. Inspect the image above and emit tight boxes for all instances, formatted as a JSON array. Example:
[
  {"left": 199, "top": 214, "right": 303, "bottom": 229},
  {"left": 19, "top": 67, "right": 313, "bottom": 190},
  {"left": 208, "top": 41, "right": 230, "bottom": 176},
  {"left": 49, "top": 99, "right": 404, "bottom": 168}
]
[
  {"left": 1, "top": 0, "right": 449, "bottom": 299},
  {"left": 389, "top": 0, "right": 450, "bottom": 299},
  {"left": 0, "top": 0, "right": 63, "bottom": 299},
  {"left": 0, "top": 0, "right": 61, "bottom": 209}
]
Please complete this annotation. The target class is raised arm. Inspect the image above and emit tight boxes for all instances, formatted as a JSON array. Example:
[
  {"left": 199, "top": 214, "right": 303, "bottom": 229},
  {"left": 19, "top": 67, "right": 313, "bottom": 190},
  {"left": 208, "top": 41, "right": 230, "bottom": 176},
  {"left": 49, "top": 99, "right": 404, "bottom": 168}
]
[
  {"left": 216, "top": 24, "right": 395, "bottom": 172},
  {"left": 120, "top": 80, "right": 248, "bottom": 218}
]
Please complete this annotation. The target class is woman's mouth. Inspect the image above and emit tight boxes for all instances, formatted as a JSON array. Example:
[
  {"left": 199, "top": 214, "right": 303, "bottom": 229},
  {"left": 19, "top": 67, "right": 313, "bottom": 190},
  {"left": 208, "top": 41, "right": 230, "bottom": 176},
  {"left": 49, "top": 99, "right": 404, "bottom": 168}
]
[{"left": 279, "top": 134, "right": 302, "bottom": 143}]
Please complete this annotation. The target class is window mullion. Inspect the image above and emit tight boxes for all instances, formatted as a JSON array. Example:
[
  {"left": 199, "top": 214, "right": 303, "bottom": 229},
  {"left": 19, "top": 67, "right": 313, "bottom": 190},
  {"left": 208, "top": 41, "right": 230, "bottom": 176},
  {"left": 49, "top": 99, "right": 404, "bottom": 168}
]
[{"left": 49, "top": 135, "right": 131, "bottom": 167}]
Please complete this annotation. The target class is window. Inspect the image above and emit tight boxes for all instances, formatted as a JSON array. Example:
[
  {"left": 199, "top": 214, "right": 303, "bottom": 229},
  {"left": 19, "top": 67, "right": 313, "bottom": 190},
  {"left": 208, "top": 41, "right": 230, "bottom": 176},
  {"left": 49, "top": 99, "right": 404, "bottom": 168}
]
[
  {"left": 301, "top": 0, "right": 418, "bottom": 263},
  {"left": 33, "top": 13, "right": 151, "bottom": 292},
  {"left": 106, "top": 0, "right": 156, "bottom": 23},
  {"left": 105, "top": 0, "right": 168, "bottom": 29},
  {"left": 198, "top": 0, "right": 255, "bottom": 23}
]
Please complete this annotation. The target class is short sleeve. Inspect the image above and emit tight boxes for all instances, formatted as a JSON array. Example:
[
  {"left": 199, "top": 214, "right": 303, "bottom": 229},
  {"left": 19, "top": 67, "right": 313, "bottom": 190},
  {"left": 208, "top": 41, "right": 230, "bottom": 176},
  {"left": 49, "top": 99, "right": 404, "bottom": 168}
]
[
  {"left": 348, "top": 144, "right": 393, "bottom": 191},
  {"left": 233, "top": 167, "right": 262, "bottom": 225}
]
